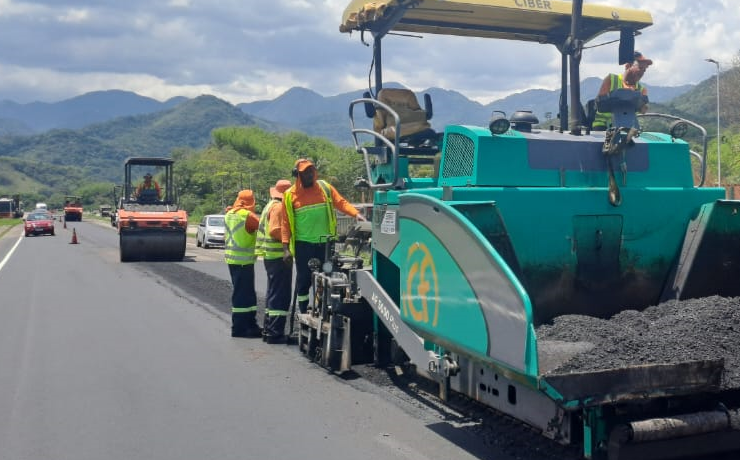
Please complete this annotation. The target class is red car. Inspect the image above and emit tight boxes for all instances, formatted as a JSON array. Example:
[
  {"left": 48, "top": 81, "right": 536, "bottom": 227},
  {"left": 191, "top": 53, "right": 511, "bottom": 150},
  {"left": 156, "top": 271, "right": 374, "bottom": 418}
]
[{"left": 24, "top": 212, "right": 55, "bottom": 237}]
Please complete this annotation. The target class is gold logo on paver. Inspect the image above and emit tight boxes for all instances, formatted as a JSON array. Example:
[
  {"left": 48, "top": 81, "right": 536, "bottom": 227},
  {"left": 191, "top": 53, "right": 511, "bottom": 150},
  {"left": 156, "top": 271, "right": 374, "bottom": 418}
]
[{"left": 402, "top": 242, "right": 439, "bottom": 327}]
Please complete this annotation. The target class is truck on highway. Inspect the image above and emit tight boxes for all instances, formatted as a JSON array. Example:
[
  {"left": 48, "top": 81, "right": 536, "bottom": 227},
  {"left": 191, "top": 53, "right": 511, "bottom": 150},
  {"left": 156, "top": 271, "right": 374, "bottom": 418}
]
[{"left": 0, "top": 195, "right": 23, "bottom": 218}]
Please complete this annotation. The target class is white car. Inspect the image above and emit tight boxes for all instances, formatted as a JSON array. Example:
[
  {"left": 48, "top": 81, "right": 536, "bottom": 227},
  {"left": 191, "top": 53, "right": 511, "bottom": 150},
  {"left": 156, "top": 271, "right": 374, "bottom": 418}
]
[
  {"left": 35, "top": 202, "right": 48, "bottom": 211},
  {"left": 196, "top": 214, "right": 225, "bottom": 249}
]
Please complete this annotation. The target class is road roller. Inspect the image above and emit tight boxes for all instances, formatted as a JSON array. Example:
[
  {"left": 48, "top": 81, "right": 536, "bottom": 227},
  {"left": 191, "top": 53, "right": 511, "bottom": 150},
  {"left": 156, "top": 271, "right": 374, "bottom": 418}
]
[{"left": 117, "top": 157, "right": 187, "bottom": 262}]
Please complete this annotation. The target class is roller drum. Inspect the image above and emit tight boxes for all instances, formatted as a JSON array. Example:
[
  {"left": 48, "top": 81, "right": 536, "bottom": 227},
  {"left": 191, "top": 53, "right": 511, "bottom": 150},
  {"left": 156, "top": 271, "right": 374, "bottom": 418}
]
[{"left": 120, "top": 230, "right": 186, "bottom": 262}]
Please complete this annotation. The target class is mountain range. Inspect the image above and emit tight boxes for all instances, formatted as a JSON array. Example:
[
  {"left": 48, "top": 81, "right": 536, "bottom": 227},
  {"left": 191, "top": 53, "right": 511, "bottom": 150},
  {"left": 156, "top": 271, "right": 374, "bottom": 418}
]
[
  {"left": 0, "top": 95, "right": 278, "bottom": 184},
  {"left": 0, "top": 78, "right": 695, "bottom": 146},
  {"left": 0, "top": 74, "right": 726, "bottom": 202},
  {"left": 0, "top": 90, "right": 188, "bottom": 134}
]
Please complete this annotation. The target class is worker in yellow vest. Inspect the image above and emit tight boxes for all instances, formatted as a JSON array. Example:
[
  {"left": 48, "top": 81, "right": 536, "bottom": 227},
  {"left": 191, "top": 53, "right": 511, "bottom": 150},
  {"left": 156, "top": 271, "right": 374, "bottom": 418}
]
[
  {"left": 224, "top": 189, "right": 261, "bottom": 338},
  {"left": 592, "top": 51, "right": 652, "bottom": 131},
  {"left": 256, "top": 179, "right": 293, "bottom": 344},
  {"left": 281, "top": 158, "right": 366, "bottom": 315}
]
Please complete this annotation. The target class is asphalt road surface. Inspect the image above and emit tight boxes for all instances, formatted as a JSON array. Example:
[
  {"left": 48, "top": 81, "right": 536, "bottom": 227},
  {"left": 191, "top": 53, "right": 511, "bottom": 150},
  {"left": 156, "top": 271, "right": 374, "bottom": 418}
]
[
  {"left": 0, "top": 219, "right": 495, "bottom": 460},
  {"left": 2, "top": 218, "right": 737, "bottom": 460}
]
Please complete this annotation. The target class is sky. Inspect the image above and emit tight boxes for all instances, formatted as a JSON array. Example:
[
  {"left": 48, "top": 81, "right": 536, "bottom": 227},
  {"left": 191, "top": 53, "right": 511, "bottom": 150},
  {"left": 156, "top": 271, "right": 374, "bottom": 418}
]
[{"left": 0, "top": 0, "right": 738, "bottom": 105}]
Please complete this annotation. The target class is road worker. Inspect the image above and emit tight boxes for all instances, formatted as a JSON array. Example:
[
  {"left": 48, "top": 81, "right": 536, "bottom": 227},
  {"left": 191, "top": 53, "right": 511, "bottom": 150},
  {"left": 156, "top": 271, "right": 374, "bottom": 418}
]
[
  {"left": 281, "top": 158, "right": 366, "bottom": 315},
  {"left": 592, "top": 51, "right": 652, "bottom": 131},
  {"left": 135, "top": 172, "right": 161, "bottom": 201},
  {"left": 256, "top": 179, "right": 293, "bottom": 344},
  {"left": 224, "top": 189, "right": 262, "bottom": 338}
]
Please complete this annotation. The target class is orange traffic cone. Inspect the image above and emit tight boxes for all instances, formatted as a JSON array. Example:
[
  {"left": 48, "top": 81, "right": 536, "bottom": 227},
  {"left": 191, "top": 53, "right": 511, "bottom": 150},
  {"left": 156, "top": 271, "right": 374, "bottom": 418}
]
[{"left": 70, "top": 228, "right": 79, "bottom": 244}]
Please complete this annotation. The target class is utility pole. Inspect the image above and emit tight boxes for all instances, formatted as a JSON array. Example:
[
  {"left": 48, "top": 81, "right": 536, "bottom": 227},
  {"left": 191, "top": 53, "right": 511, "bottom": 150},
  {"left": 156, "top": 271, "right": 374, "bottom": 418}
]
[
  {"left": 706, "top": 58, "right": 721, "bottom": 186},
  {"left": 216, "top": 171, "right": 228, "bottom": 210}
]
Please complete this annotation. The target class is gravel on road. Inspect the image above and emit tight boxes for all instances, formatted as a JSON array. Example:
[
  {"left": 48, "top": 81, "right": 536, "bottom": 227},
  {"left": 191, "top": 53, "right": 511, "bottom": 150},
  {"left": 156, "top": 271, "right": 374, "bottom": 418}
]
[{"left": 537, "top": 296, "right": 740, "bottom": 389}]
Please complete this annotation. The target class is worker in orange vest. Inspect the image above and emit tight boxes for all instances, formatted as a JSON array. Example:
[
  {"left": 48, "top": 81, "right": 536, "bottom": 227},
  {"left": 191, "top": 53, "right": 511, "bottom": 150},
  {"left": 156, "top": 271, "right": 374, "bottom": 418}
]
[
  {"left": 257, "top": 179, "right": 293, "bottom": 343},
  {"left": 135, "top": 172, "right": 161, "bottom": 200},
  {"left": 281, "top": 159, "right": 366, "bottom": 315}
]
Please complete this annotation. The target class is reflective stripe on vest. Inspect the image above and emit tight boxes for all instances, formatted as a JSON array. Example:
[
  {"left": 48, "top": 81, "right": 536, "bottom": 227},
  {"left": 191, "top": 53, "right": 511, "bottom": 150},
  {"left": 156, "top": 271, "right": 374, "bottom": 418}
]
[
  {"left": 284, "top": 180, "right": 336, "bottom": 256},
  {"left": 224, "top": 209, "right": 257, "bottom": 265},
  {"left": 592, "top": 74, "right": 645, "bottom": 129},
  {"left": 256, "top": 200, "right": 283, "bottom": 260}
]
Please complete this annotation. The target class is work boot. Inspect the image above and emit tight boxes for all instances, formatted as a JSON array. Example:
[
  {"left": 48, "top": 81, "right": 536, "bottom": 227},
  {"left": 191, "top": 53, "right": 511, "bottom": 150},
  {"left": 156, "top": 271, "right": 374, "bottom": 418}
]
[
  {"left": 232, "top": 326, "right": 262, "bottom": 338},
  {"left": 243, "top": 326, "right": 263, "bottom": 338},
  {"left": 264, "top": 334, "right": 286, "bottom": 344}
]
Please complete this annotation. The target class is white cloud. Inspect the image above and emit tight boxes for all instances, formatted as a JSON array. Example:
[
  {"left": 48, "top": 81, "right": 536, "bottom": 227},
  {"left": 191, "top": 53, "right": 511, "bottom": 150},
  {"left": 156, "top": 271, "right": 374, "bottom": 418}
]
[
  {"left": 0, "top": 0, "right": 737, "bottom": 105},
  {"left": 0, "top": 0, "right": 48, "bottom": 16},
  {"left": 57, "top": 8, "right": 88, "bottom": 23},
  {"left": 0, "top": 61, "right": 301, "bottom": 103}
]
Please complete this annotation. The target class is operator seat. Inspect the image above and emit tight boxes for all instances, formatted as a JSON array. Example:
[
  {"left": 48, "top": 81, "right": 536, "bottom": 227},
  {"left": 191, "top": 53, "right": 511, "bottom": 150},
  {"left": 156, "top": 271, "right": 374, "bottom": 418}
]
[
  {"left": 583, "top": 99, "right": 598, "bottom": 131},
  {"left": 373, "top": 88, "right": 437, "bottom": 146},
  {"left": 137, "top": 189, "right": 158, "bottom": 204}
]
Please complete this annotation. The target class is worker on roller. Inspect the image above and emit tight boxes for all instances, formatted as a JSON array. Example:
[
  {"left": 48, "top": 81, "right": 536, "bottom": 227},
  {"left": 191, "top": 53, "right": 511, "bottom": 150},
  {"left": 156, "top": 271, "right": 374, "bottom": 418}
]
[
  {"left": 592, "top": 50, "right": 652, "bottom": 131},
  {"left": 281, "top": 158, "right": 366, "bottom": 315},
  {"left": 135, "top": 172, "right": 161, "bottom": 201},
  {"left": 256, "top": 179, "right": 293, "bottom": 344},
  {"left": 224, "top": 189, "right": 262, "bottom": 338}
]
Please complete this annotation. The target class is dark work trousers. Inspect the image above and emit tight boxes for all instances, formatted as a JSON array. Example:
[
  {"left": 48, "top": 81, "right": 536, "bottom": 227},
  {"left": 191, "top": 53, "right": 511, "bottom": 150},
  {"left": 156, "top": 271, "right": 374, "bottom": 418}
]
[
  {"left": 263, "top": 257, "right": 293, "bottom": 336},
  {"left": 294, "top": 241, "right": 326, "bottom": 314},
  {"left": 228, "top": 263, "right": 258, "bottom": 334}
]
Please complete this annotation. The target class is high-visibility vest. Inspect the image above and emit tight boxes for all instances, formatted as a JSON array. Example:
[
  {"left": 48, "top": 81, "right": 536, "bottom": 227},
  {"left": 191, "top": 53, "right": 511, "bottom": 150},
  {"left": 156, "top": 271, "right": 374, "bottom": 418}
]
[
  {"left": 283, "top": 180, "right": 336, "bottom": 256},
  {"left": 224, "top": 209, "right": 257, "bottom": 265},
  {"left": 256, "top": 200, "right": 283, "bottom": 260},
  {"left": 592, "top": 74, "right": 645, "bottom": 130}
]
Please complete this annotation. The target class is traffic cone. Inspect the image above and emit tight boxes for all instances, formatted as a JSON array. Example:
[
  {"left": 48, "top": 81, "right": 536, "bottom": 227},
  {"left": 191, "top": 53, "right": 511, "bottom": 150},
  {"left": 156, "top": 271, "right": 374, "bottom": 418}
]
[
  {"left": 70, "top": 228, "right": 79, "bottom": 244},
  {"left": 63, "top": 218, "right": 67, "bottom": 229}
]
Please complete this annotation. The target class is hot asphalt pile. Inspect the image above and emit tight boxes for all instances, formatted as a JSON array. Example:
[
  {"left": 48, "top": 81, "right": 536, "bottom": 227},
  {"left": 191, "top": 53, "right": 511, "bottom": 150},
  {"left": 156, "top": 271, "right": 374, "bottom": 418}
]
[{"left": 536, "top": 296, "right": 740, "bottom": 389}]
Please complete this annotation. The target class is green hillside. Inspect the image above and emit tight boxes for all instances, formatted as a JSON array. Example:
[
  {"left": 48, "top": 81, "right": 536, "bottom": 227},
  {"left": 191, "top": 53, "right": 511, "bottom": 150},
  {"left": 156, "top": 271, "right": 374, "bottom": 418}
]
[
  {"left": 0, "top": 95, "right": 275, "bottom": 183},
  {"left": 173, "top": 128, "right": 365, "bottom": 219}
]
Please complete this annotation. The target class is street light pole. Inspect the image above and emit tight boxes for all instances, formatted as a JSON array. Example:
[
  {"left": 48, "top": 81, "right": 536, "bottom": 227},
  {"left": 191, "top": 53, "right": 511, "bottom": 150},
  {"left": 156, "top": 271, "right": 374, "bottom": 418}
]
[{"left": 706, "top": 58, "right": 720, "bottom": 186}]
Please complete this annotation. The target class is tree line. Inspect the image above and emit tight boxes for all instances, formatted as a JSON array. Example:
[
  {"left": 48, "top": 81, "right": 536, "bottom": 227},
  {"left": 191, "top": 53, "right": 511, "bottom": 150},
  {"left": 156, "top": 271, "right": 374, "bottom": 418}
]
[{"left": 173, "top": 127, "right": 367, "bottom": 220}]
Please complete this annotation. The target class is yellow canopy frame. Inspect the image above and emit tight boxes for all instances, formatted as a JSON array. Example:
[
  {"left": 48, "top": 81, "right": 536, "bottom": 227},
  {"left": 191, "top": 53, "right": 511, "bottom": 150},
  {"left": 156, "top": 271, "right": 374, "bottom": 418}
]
[{"left": 340, "top": 0, "right": 652, "bottom": 45}]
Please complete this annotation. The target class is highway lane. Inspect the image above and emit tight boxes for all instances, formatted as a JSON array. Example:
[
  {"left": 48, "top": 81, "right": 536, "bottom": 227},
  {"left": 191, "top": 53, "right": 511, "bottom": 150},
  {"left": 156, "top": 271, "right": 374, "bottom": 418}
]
[{"left": 0, "top": 220, "right": 494, "bottom": 460}]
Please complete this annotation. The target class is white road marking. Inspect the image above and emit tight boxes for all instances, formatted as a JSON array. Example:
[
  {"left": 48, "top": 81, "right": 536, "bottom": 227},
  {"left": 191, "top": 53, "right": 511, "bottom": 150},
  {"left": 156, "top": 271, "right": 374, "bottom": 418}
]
[{"left": 0, "top": 231, "right": 24, "bottom": 274}]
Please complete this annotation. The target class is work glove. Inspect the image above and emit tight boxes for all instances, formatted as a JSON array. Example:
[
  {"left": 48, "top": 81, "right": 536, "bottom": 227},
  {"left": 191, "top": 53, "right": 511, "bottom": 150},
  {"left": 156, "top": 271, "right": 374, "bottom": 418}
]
[{"left": 283, "top": 248, "right": 293, "bottom": 265}]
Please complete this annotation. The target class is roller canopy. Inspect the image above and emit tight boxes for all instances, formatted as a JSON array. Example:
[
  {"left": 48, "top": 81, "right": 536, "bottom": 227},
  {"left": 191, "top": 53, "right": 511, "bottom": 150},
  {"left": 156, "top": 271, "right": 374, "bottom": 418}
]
[{"left": 340, "top": 0, "right": 652, "bottom": 45}]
